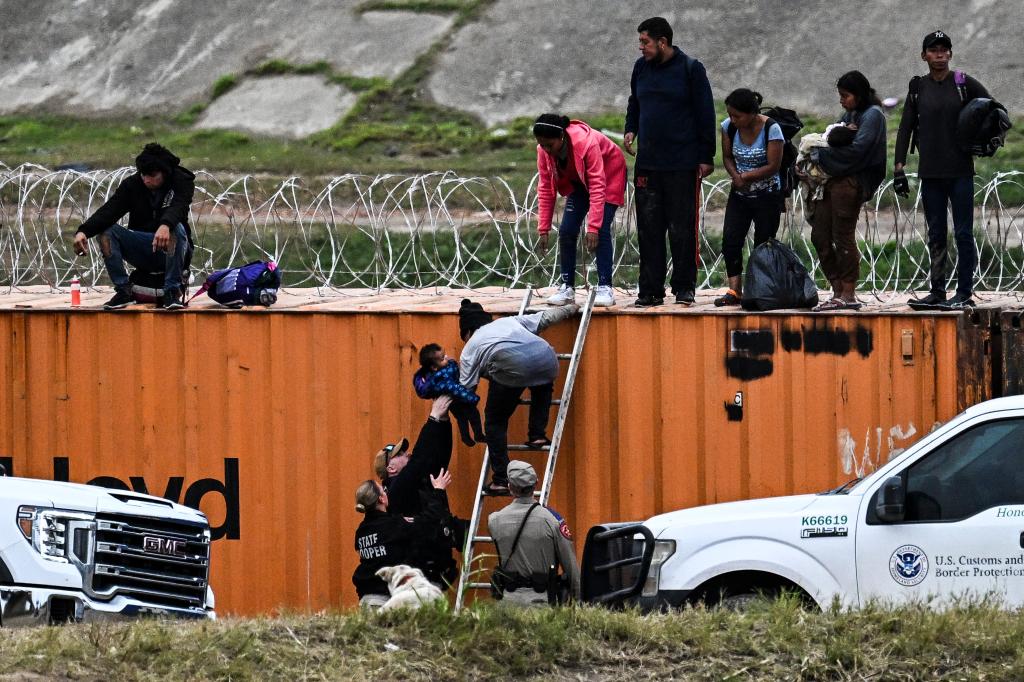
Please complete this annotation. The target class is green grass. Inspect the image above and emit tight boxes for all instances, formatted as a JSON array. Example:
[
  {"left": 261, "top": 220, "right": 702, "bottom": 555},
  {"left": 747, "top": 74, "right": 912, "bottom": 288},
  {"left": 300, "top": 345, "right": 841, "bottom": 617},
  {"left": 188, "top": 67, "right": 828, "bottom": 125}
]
[
  {"left": 246, "top": 59, "right": 386, "bottom": 92},
  {"left": 2, "top": 600, "right": 1024, "bottom": 680},
  {"left": 173, "top": 103, "right": 207, "bottom": 127},
  {"left": 210, "top": 74, "right": 238, "bottom": 100}
]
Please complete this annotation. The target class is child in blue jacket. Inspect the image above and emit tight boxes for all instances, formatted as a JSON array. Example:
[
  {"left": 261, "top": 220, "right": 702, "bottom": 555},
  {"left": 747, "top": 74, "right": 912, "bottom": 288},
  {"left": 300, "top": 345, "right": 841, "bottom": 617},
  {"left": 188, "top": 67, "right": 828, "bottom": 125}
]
[{"left": 414, "top": 343, "right": 485, "bottom": 447}]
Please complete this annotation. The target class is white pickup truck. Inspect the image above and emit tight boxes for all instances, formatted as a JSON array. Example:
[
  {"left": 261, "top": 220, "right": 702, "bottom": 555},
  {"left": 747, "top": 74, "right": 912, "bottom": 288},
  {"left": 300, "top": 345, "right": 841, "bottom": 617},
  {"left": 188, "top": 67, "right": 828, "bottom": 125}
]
[
  {"left": 0, "top": 476, "right": 215, "bottom": 625},
  {"left": 582, "top": 396, "right": 1024, "bottom": 610}
]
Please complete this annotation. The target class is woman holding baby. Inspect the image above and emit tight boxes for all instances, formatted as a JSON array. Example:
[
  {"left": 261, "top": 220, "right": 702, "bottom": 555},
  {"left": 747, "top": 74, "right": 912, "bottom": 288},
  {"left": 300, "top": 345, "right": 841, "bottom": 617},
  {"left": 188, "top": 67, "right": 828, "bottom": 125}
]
[{"left": 803, "top": 71, "right": 888, "bottom": 311}]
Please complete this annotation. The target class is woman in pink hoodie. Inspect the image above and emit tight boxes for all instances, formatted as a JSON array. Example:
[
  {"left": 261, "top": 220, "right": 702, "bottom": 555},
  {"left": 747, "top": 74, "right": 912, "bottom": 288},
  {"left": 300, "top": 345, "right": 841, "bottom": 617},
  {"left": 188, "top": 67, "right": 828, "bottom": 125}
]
[{"left": 534, "top": 114, "right": 627, "bottom": 307}]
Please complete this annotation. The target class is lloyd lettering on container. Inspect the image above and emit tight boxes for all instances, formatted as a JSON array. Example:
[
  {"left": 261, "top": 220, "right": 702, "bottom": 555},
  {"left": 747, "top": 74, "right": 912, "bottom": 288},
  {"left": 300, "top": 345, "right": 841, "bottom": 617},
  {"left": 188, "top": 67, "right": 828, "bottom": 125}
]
[{"left": 0, "top": 456, "right": 240, "bottom": 541}]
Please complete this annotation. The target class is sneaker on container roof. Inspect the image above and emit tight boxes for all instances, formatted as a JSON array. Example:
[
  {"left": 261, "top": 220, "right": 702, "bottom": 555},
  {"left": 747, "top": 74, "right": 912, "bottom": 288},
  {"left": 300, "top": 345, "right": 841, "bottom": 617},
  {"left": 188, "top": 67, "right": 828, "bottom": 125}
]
[
  {"left": 546, "top": 284, "right": 575, "bottom": 305},
  {"left": 594, "top": 285, "right": 615, "bottom": 307}
]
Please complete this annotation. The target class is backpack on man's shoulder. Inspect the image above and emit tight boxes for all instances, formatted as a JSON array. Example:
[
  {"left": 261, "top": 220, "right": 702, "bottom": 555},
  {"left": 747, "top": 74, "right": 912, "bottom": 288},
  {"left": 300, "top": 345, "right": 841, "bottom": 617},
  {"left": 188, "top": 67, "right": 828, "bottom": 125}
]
[
  {"left": 905, "top": 70, "right": 1011, "bottom": 157},
  {"left": 957, "top": 97, "right": 1012, "bottom": 157},
  {"left": 189, "top": 260, "right": 280, "bottom": 308},
  {"left": 727, "top": 106, "right": 804, "bottom": 197}
]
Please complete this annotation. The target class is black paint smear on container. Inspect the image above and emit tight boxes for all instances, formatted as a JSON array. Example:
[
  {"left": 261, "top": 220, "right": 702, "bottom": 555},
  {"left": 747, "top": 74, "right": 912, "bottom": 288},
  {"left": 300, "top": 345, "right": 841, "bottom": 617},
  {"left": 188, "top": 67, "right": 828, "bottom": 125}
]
[
  {"left": 855, "top": 327, "right": 874, "bottom": 357},
  {"left": 780, "top": 330, "right": 802, "bottom": 351},
  {"left": 731, "top": 330, "right": 774, "bottom": 355},
  {"left": 800, "top": 326, "right": 873, "bottom": 358},
  {"left": 726, "top": 356, "right": 773, "bottom": 380},
  {"left": 802, "top": 328, "right": 852, "bottom": 356}
]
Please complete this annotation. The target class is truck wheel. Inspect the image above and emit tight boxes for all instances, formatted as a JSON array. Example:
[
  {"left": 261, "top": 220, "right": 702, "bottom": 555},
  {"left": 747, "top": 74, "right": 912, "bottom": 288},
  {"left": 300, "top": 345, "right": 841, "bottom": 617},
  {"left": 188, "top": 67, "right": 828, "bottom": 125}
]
[{"left": 717, "top": 592, "right": 766, "bottom": 611}]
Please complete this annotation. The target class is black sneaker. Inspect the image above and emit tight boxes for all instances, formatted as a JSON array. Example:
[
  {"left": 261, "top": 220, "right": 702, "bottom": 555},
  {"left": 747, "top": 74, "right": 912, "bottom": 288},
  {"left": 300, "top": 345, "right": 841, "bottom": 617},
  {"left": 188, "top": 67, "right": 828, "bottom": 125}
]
[
  {"left": 481, "top": 481, "right": 510, "bottom": 497},
  {"left": 945, "top": 292, "right": 975, "bottom": 309},
  {"left": 160, "top": 289, "right": 184, "bottom": 311},
  {"left": 909, "top": 292, "right": 946, "bottom": 307},
  {"left": 634, "top": 295, "right": 664, "bottom": 308},
  {"left": 103, "top": 288, "right": 134, "bottom": 310},
  {"left": 674, "top": 289, "right": 696, "bottom": 306}
]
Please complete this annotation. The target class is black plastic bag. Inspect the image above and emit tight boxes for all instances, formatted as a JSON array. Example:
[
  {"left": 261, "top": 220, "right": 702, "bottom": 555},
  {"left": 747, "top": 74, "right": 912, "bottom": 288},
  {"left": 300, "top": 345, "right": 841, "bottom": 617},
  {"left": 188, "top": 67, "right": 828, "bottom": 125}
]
[{"left": 741, "top": 239, "right": 819, "bottom": 311}]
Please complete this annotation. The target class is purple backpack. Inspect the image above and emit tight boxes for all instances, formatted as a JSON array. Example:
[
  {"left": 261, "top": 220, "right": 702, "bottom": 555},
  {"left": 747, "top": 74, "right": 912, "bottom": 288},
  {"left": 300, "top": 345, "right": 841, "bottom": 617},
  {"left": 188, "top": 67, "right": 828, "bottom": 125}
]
[{"left": 190, "top": 261, "right": 280, "bottom": 308}]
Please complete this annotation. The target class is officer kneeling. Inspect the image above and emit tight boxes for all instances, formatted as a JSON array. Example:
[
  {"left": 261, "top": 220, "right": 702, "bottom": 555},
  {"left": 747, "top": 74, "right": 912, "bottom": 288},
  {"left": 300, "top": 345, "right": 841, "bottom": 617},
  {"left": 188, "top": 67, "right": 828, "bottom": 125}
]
[{"left": 488, "top": 461, "right": 580, "bottom": 606}]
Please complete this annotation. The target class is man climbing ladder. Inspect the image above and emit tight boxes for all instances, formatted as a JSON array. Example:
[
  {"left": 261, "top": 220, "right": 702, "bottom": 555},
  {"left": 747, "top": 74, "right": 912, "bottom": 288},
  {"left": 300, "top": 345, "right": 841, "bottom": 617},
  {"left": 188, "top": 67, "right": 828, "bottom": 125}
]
[
  {"left": 455, "top": 287, "right": 597, "bottom": 610},
  {"left": 457, "top": 295, "right": 581, "bottom": 496}
]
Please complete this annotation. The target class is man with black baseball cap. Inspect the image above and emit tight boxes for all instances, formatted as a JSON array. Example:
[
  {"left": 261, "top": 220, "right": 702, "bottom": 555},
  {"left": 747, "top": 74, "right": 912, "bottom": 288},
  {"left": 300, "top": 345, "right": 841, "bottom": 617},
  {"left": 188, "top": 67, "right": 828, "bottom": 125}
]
[
  {"left": 922, "top": 30, "right": 951, "bottom": 50},
  {"left": 374, "top": 397, "right": 452, "bottom": 517},
  {"left": 895, "top": 30, "right": 991, "bottom": 309},
  {"left": 371, "top": 395, "right": 464, "bottom": 590}
]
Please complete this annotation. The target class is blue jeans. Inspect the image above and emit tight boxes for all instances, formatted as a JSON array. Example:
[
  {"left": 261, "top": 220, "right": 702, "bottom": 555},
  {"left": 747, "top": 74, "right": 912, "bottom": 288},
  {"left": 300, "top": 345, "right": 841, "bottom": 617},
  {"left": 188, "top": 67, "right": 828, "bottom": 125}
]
[
  {"left": 920, "top": 177, "right": 976, "bottom": 296},
  {"left": 100, "top": 224, "right": 190, "bottom": 292},
  {"left": 558, "top": 189, "right": 616, "bottom": 287}
]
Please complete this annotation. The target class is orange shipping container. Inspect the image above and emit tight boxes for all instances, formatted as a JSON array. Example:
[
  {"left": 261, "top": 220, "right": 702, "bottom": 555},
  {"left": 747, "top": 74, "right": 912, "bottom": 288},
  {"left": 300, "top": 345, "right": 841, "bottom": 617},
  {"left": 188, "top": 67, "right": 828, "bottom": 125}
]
[{"left": 0, "top": 290, "right": 964, "bottom": 614}]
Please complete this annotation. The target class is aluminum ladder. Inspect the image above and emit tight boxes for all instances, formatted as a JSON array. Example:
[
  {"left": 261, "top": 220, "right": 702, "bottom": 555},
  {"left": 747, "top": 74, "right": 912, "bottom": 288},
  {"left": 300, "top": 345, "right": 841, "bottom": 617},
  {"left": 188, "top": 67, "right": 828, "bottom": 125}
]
[{"left": 454, "top": 286, "right": 597, "bottom": 611}]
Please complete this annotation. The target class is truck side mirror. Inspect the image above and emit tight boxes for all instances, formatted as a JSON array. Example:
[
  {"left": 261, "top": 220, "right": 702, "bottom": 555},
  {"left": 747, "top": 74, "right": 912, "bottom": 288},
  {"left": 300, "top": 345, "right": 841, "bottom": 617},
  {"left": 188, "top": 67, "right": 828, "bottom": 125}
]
[{"left": 876, "top": 475, "right": 906, "bottom": 522}]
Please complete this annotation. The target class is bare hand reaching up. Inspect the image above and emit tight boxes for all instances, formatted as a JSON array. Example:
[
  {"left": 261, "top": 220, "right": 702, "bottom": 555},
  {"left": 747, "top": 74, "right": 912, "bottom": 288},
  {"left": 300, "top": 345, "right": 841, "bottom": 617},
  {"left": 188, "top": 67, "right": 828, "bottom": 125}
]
[{"left": 430, "top": 468, "right": 452, "bottom": 490}]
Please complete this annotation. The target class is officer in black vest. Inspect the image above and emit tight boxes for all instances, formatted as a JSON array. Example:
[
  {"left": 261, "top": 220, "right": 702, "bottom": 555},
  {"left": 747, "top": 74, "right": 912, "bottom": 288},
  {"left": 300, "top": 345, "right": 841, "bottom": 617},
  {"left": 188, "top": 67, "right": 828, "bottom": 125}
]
[{"left": 352, "top": 468, "right": 452, "bottom": 609}]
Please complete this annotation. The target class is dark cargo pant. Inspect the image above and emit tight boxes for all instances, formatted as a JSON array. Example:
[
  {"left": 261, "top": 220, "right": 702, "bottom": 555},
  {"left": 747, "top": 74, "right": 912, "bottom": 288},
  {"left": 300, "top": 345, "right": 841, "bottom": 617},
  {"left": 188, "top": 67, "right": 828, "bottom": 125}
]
[
  {"left": 809, "top": 176, "right": 862, "bottom": 289},
  {"left": 634, "top": 169, "right": 700, "bottom": 298}
]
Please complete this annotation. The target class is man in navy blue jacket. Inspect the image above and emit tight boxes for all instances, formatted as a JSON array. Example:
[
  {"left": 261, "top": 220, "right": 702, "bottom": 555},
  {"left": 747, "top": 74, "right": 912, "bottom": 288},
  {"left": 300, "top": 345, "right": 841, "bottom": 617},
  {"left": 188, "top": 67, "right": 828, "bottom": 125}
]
[{"left": 624, "top": 17, "right": 715, "bottom": 307}]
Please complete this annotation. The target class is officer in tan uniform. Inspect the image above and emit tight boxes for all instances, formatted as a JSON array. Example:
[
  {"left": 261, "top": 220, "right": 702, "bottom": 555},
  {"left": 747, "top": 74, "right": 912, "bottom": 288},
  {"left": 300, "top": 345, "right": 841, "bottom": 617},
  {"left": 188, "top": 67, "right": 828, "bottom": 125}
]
[{"left": 487, "top": 460, "right": 581, "bottom": 606}]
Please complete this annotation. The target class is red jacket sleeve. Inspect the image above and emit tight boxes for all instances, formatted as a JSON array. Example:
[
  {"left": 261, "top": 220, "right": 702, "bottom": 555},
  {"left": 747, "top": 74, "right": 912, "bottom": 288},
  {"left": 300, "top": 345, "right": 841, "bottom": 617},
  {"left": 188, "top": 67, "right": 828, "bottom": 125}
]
[
  {"left": 536, "top": 147, "right": 556, "bottom": 235},
  {"left": 580, "top": 136, "right": 607, "bottom": 234}
]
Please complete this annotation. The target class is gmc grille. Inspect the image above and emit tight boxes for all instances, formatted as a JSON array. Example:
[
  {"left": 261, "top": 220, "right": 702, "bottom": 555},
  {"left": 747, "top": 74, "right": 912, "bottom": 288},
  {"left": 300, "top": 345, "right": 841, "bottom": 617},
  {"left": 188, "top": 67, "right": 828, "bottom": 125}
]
[{"left": 89, "top": 513, "right": 210, "bottom": 610}]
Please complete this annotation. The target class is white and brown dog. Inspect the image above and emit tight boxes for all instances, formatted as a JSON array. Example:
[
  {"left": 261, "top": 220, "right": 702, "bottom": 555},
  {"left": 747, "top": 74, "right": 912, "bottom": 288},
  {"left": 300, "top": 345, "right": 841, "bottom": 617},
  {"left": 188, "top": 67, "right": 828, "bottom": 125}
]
[{"left": 375, "top": 565, "right": 445, "bottom": 611}]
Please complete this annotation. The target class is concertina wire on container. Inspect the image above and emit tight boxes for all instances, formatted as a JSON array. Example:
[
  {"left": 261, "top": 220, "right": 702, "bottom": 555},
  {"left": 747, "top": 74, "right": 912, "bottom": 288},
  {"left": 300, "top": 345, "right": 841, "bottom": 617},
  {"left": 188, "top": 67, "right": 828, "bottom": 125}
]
[{"left": 1, "top": 163, "right": 1022, "bottom": 298}]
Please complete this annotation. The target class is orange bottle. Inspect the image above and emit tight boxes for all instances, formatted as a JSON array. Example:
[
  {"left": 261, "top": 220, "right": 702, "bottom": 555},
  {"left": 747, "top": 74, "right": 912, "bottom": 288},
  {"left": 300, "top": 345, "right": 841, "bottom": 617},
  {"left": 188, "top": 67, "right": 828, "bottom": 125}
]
[{"left": 70, "top": 276, "right": 81, "bottom": 307}]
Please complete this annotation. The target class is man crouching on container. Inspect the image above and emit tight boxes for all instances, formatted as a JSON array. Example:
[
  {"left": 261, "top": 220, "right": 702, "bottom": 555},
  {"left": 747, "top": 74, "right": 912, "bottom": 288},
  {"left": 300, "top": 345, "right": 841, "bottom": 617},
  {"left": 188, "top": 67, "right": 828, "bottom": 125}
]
[
  {"left": 488, "top": 461, "right": 580, "bottom": 606},
  {"left": 72, "top": 142, "right": 195, "bottom": 310}
]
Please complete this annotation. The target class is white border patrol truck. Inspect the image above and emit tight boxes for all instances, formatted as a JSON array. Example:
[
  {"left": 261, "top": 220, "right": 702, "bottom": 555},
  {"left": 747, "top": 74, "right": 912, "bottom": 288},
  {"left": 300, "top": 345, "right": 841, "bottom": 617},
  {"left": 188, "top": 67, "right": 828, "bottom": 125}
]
[{"left": 581, "top": 396, "right": 1024, "bottom": 610}]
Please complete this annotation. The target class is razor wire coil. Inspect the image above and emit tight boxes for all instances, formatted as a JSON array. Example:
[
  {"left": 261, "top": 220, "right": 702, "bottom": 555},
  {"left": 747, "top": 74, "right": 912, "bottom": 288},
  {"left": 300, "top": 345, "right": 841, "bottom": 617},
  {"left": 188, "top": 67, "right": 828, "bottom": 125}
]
[{"left": 1, "top": 163, "right": 1022, "bottom": 295}]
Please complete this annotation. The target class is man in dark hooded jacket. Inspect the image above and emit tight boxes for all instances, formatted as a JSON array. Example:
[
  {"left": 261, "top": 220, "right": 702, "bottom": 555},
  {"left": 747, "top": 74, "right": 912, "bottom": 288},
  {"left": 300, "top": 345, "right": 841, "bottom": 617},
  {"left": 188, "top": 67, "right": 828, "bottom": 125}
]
[{"left": 72, "top": 143, "right": 195, "bottom": 310}]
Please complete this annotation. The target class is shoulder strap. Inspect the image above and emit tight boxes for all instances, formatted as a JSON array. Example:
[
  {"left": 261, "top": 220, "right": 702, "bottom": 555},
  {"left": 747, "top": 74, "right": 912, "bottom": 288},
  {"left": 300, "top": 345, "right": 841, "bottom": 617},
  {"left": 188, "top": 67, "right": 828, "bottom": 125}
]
[
  {"left": 499, "top": 503, "right": 540, "bottom": 569},
  {"left": 907, "top": 76, "right": 923, "bottom": 154},
  {"left": 726, "top": 121, "right": 736, "bottom": 141},
  {"left": 763, "top": 117, "right": 778, "bottom": 144},
  {"left": 954, "top": 70, "right": 968, "bottom": 103}
]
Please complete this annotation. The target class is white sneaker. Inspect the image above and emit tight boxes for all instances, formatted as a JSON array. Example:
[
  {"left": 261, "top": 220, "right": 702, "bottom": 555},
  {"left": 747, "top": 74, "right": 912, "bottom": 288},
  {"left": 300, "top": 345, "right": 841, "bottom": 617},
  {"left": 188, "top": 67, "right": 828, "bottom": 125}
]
[
  {"left": 546, "top": 284, "right": 575, "bottom": 305},
  {"left": 593, "top": 285, "right": 615, "bottom": 307}
]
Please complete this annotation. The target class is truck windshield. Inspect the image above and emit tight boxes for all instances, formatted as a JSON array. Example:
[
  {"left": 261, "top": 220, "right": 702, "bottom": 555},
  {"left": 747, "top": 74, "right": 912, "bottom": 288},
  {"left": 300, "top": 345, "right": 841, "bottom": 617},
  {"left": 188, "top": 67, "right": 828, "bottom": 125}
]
[{"left": 821, "top": 477, "right": 862, "bottom": 495}]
